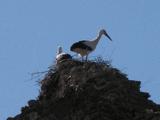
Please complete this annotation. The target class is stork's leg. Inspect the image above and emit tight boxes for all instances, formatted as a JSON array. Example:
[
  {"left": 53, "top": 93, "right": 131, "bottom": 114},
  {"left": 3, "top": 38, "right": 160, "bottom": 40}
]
[
  {"left": 82, "top": 56, "right": 84, "bottom": 61},
  {"left": 86, "top": 55, "right": 88, "bottom": 61}
]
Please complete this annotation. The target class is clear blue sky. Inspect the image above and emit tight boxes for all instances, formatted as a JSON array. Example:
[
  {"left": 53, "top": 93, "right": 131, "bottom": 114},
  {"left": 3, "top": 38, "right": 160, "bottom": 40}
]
[{"left": 0, "top": 0, "right": 160, "bottom": 119}]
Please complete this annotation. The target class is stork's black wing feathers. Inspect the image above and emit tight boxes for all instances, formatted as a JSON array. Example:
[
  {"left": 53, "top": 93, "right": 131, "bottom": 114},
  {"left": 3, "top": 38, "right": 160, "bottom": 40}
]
[
  {"left": 61, "top": 54, "right": 72, "bottom": 59},
  {"left": 56, "top": 53, "right": 72, "bottom": 61},
  {"left": 70, "top": 41, "right": 93, "bottom": 51}
]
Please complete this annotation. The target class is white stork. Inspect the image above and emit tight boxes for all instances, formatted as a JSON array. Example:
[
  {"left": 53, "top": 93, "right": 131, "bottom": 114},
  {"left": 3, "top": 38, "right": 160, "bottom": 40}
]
[
  {"left": 70, "top": 29, "right": 112, "bottom": 60},
  {"left": 56, "top": 46, "right": 72, "bottom": 63}
]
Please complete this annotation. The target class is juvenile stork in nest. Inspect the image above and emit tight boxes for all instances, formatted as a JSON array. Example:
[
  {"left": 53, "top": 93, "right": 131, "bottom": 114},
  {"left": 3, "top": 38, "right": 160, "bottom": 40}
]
[
  {"left": 70, "top": 29, "right": 112, "bottom": 60},
  {"left": 56, "top": 46, "right": 72, "bottom": 63}
]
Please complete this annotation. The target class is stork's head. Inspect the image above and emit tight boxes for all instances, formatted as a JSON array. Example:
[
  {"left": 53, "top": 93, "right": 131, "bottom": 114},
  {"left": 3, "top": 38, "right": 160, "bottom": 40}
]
[
  {"left": 99, "top": 29, "right": 112, "bottom": 41},
  {"left": 57, "top": 46, "right": 63, "bottom": 55}
]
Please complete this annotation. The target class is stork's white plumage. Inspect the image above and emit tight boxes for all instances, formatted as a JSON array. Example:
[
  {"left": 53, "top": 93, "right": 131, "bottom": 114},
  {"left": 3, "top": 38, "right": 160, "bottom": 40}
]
[
  {"left": 70, "top": 29, "right": 112, "bottom": 60},
  {"left": 56, "top": 46, "right": 72, "bottom": 63}
]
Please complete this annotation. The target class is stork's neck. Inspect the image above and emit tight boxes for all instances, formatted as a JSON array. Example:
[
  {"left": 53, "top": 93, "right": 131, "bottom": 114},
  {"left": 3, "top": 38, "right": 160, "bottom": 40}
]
[
  {"left": 57, "top": 47, "right": 63, "bottom": 55},
  {"left": 92, "top": 32, "right": 103, "bottom": 45}
]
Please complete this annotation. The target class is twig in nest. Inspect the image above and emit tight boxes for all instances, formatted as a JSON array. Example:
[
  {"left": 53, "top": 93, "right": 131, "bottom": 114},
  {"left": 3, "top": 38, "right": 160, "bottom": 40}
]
[{"left": 30, "top": 70, "right": 49, "bottom": 81}]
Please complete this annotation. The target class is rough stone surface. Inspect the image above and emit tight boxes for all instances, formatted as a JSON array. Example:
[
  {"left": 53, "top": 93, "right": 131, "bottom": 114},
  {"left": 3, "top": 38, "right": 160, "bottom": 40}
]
[{"left": 7, "top": 59, "right": 160, "bottom": 120}]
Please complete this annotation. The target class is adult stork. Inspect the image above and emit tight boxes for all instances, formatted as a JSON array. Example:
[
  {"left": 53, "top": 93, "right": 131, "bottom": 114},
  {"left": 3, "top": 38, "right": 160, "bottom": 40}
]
[
  {"left": 70, "top": 29, "right": 112, "bottom": 60},
  {"left": 56, "top": 46, "right": 72, "bottom": 63}
]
